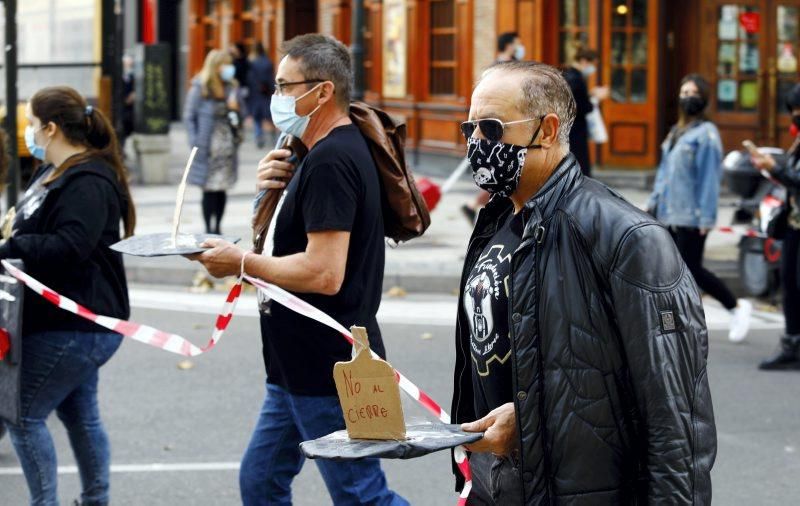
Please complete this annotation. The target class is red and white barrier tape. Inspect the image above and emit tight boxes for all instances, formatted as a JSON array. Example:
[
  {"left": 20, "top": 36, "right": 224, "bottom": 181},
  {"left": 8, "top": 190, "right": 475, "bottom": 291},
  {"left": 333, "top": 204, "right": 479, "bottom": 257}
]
[
  {"left": 0, "top": 259, "right": 473, "bottom": 504},
  {"left": 0, "top": 260, "right": 240, "bottom": 357}
]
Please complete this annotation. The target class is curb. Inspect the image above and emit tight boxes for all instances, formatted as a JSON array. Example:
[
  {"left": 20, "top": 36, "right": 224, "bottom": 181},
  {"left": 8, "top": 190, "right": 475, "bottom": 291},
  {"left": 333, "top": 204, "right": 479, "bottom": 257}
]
[{"left": 125, "top": 258, "right": 748, "bottom": 298}]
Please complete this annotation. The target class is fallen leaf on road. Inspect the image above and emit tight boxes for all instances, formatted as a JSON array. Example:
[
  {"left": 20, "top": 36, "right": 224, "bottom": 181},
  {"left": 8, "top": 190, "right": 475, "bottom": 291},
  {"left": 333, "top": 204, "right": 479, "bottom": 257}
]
[
  {"left": 387, "top": 286, "right": 407, "bottom": 297},
  {"left": 177, "top": 360, "right": 194, "bottom": 370}
]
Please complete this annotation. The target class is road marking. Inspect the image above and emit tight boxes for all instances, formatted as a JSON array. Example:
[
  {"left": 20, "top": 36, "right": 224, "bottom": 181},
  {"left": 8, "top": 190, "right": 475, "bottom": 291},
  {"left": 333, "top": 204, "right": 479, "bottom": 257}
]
[
  {"left": 0, "top": 462, "right": 241, "bottom": 476},
  {"left": 128, "top": 288, "right": 785, "bottom": 331},
  {"left": 129, "top": 288, "right": 457, "bottom": 326}
]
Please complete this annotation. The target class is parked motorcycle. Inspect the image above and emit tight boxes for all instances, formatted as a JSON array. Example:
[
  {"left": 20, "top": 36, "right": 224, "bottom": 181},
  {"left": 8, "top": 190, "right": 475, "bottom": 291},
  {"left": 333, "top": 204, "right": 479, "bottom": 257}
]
[{"left": 723, "top": 147, "right": 787, "bottom": 298}]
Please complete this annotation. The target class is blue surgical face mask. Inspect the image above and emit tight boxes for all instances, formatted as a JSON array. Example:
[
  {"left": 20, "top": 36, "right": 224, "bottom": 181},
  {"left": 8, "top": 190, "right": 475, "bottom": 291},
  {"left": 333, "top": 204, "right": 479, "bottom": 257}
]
[
  {"left": 24, "top": 125, "right": 47, "bottom": 161},
  {"left": 220, "top": 64, "right": 236, "bottom": 82},
  {"left": 269, "top": 84, "right": 322, "bottom": 138},
  {"left": 582, "top": 64, "right": 597, "bottom": 78},
  {"left": 514, "top": 44, "right": 526, "bottom": 61}
]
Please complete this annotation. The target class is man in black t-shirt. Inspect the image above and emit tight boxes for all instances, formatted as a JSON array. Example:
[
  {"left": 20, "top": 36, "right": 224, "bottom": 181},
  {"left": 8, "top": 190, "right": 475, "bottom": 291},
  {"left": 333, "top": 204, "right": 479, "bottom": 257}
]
[{"left": 192, "top": 34, "right": 407, "bottom": 506}]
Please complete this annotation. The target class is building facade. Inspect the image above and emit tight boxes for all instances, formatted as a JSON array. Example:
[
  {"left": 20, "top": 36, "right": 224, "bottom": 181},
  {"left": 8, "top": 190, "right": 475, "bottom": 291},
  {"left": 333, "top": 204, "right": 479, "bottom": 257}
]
[{"left": 187, "top": 0, "right": 800, "bottom": 170}]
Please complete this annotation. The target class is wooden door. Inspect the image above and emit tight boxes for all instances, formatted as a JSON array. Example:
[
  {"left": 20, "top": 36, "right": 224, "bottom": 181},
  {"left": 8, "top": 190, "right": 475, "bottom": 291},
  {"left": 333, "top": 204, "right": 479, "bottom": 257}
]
[
  {"left": 702, "top": 0, "right": 800, "bottom": 151},
  {"left": 600, "top": 0, "right": 660, "bottom": 168}
]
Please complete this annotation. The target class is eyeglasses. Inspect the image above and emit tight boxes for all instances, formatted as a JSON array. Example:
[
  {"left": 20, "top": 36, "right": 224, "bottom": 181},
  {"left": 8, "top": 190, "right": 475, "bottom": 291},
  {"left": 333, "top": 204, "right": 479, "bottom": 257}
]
[
  {"left": 460, "top": 117, "right": 542, "bottom": 143},
  {"left": 274, "top": 79, "right": 324, "bottom": 95}
]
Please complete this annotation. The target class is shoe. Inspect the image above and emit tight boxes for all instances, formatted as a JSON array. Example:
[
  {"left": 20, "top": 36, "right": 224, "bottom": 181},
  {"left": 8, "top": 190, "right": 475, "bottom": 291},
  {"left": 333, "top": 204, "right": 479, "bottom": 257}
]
[
  {"left": 461, "top": 204, "right": 477, "bottom": 224},
  {"left": 759, "top": 335, "right": 800, "bottom": 370},
  {"left": 728, "top": 299, "right": 752, "bottom": 342}
]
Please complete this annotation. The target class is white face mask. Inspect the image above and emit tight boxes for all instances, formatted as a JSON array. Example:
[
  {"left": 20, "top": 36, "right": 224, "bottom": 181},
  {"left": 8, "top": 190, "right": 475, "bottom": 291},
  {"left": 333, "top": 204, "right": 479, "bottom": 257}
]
[
  {"left": 514, "top": 44, "right": 526, "bottom": 61},
  {"left": 269, "top": 84, "right": 322, "bottom": 138}
]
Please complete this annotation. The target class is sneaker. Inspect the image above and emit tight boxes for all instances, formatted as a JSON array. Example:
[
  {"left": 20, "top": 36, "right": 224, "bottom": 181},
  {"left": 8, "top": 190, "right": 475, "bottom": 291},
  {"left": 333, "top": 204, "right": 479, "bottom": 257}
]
[{"left": 728, "top": 299, "right": 752, "bottom": 343}]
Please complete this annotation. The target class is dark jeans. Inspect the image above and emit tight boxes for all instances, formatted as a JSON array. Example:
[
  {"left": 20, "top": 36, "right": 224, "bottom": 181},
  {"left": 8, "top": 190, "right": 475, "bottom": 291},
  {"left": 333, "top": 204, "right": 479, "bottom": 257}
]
[
  {"left": 239, "top": 383, "right": 408, "bottom": 506},
  {"left": 669, "top": 226, "right": 737, "bottom": 310},
  {"left": 6, "top": 331, "right": 123, "bottom": 506},
  {"left": 782, "top": 228, "right": 800, "bottom": 335}
]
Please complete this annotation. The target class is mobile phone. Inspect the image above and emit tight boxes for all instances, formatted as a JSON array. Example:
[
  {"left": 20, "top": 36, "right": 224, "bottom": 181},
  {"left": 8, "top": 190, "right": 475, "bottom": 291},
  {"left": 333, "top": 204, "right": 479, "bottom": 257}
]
[{"left": 742, "top": 139, "right": 760, "bottom": 155}]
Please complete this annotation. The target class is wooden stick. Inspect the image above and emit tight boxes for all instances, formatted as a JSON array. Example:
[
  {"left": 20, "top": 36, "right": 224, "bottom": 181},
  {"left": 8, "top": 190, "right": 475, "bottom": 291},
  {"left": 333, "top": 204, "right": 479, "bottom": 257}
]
[{"left": 171, "top": 147, "right": 198, "bottom": 248}]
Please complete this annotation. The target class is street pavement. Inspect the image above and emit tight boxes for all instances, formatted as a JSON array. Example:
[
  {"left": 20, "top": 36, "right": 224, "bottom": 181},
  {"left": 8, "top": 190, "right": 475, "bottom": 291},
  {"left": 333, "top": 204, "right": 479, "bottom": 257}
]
[{"left": 0, "top": 288, "right": 798, "bottom": 505}]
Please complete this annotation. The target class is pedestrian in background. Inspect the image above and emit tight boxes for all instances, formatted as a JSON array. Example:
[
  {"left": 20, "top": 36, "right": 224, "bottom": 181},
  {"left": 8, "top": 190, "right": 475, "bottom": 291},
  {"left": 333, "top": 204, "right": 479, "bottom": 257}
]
[
  {"left": 120, "top": 53, "right": 135, "bottom": 156},
  {"left": 0, "top": 85, "right": 135, "bottom": 506},
  {"left": 183, "top": 49, "right": 241, "bottom": 235},
  {"left": 461, "top": 31, "right": 527, "bottom": 224},
  {"left": 563, "top": 46, "right": 609, "bottom": 177},
  {"left": 751, "top": 83, "right": 800, "bottom": 370},
  {"left": 247, "top": 42, "right": 276, "bottom": 149},
  {"left": 647, "top": 74, "right": 752, "bottom": 342}
]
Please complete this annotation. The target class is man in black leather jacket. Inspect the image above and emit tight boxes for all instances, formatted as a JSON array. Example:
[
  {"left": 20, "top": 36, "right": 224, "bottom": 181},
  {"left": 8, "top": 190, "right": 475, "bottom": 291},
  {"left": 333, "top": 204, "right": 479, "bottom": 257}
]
[{"left": 454, "top": 61, "right": 716, "bottom": 505}]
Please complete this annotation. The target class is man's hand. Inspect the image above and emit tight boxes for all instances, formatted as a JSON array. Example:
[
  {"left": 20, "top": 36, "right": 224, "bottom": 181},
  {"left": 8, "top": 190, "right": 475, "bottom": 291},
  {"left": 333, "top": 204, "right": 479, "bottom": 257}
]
[
  {"left": 462, "top": 402, "right": 518, "bottom": 456},
  {"left": 186, "top": 238, "right": 246, "bottom": 278},
  {"left": 257, "top": 149, "right": 296, "bottom": 191}
]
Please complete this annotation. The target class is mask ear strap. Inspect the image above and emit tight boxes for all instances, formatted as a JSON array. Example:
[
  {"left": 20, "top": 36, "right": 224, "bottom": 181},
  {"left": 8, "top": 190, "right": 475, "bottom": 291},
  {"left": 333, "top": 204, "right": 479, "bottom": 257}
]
[{"left": 526, "top": 116, "right": 546, "bottom": 149}]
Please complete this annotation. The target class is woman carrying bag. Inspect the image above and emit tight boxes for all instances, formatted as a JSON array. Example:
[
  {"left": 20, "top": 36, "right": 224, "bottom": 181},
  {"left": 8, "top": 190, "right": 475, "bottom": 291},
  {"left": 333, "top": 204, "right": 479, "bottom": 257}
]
[
  {"left": 183, "top": 48, "right": 242, "bottom": 236},
  {"left": 0, "top": 86, "right": 135, "bottom": 505},
  {"left": 751, "top": 83, "right": 800, "bottom": 370},
  {"left": 647, "top": 74, "right": 752, "bottom": 343}
]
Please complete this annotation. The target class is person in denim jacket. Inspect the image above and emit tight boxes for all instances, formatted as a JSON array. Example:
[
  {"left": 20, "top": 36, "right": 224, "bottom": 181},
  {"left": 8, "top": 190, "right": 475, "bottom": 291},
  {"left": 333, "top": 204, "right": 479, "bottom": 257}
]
[{"left": 648, "top": 74, "right": 752, "bottom": 342}]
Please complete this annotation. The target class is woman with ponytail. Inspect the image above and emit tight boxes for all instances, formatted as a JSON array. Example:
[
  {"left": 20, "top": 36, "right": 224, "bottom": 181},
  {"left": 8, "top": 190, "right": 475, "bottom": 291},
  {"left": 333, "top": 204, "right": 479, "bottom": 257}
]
[{"left": 0, "top": 85, "right": 135, "bottom": 506}]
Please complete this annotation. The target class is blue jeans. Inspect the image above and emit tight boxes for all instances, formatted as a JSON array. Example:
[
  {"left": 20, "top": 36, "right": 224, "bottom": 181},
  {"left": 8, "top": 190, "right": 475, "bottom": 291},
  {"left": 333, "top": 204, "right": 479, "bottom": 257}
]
[
  {"left": 6, "top": 331, "right": 123, "bottom": 506},
  {"left": 240, "top": 383, "right": 409, "bottom": 506}
]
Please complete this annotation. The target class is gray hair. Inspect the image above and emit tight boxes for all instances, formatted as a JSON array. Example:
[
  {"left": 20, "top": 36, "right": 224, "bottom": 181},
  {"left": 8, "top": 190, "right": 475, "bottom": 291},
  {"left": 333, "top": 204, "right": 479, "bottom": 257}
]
[
  {"left": 281, "top": 34, "right": 352, "bottom": 110},
  {"left": 481, "top": 61, "right": 576, "bottom": 145}
]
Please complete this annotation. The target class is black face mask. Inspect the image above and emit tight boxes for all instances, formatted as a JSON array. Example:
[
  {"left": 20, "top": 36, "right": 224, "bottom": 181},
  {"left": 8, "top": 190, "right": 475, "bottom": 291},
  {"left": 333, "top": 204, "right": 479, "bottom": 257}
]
[
  {"left": 792, "top": 114, "right": 800, "bottom": 131},
  {"left": 679, "top": 96, "right": 706, "bottom": 116}
]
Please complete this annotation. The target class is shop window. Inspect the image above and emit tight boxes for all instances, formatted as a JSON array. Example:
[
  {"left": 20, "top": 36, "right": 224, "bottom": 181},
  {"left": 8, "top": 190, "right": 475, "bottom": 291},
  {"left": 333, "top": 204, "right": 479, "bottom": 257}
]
[
  {"left": 776, "top": 5, "right": 799, "bottom": 114},
  {"left": 429, "top": 0, "right": 457, "bottom": 96},
  {"left": 243, "top": 0, "right": 254, "bottom": 10},
  {"left": 610, "top": 0, "right": 648, "bottom": 103},
  {"left": 559, "top": 0, "right": 590, "bottom": 64},
  {"left": 716, "top": 5, "right": 761, "bottom": 112},
  {"left": 205, "top": 0, "right": 217, "bottom": 16}
]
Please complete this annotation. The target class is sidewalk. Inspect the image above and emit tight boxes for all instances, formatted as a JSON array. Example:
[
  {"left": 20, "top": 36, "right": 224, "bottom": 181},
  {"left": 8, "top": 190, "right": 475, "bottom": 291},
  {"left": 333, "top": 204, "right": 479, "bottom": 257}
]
[{"left": 124, "top": 123, "right": 743, "bottom": 295}]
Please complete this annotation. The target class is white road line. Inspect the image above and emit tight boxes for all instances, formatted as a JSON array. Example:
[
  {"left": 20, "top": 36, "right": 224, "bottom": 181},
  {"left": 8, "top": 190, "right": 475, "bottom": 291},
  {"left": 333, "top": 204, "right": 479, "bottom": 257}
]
[
  {"left": 0, "top": 462, "right": 241, "bottom": 476},
  {"left": 128, "top": 288, "right": 785, "bottom": 331}
]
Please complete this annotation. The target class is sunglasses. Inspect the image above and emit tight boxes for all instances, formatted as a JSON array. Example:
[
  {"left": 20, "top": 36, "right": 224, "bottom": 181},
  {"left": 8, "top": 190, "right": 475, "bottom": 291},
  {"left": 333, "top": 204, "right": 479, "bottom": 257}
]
[{"left": 460, "top": 117, "right": 543, "bottom": 143}]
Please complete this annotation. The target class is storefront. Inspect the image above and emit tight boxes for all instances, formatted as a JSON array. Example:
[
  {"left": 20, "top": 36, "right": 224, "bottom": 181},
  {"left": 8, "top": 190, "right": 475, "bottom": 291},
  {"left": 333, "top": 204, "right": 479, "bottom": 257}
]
[{"left": 186, "top": 0, "right": 800, "bottom": 169}]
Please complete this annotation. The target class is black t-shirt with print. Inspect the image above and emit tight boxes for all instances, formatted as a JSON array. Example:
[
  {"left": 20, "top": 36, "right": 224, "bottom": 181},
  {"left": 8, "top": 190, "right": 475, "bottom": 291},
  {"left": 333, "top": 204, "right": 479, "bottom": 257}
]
[
  {"left": 462, "top": 212, "right": 523, "bottom": 417},
  {"left": 259, "top": 124, "right": 386, "bottom": 396}
]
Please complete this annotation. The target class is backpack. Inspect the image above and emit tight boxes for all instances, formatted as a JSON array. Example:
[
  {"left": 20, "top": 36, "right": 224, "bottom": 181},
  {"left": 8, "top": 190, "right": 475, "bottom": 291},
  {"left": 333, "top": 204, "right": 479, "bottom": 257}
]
[
  {"left": 252, "top": 102, "right": 431, "bottom": 253},
  {"left": 349, "top": 101, "right": 430, "bottom": 242}
]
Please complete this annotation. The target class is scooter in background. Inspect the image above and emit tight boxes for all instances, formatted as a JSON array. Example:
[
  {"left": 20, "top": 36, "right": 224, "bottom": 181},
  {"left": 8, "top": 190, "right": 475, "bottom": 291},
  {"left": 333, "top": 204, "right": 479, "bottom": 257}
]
[{"left": 723, "top": 147, "right": 787, "bottom": 299}]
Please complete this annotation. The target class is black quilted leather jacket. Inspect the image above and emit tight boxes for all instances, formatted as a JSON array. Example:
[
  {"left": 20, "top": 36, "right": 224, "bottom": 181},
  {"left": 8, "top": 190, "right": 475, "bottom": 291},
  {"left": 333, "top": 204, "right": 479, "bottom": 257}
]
[{"left": 452, "top": 154, "right": 717, "bottom": 505}]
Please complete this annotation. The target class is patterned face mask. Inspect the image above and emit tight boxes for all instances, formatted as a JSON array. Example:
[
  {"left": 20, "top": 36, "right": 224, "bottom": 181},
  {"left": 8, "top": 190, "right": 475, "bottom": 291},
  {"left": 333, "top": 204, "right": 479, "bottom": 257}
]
[{"left": 467, "top": 123, "right": 545, "bottom": 198}]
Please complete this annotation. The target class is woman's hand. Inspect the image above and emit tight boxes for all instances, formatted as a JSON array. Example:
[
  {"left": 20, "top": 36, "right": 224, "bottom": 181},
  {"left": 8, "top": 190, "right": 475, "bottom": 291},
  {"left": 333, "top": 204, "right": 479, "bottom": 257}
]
[
  {"left": 751, "top": 150, "right": 777, "bottom": 172},
  {"left": 257, "top": 149, "right": 296, "bottom": 191}
]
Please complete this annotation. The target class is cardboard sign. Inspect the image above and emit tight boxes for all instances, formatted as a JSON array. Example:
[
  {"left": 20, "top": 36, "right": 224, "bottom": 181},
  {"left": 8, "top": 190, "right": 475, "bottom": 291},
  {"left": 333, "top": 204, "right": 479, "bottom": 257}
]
[{"left": 334, "top": 327, "right": 406, "bottom": 440}]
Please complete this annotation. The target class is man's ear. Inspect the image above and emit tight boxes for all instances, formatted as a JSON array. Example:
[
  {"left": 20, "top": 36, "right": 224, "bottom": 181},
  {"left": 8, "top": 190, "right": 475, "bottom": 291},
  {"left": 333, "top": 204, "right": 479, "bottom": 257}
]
[
  {"left": 317, "top": 81, "right": 336, "bottom": 105},
  {"left": 540, "top": 113, "right": 561, "bottom": 149}
]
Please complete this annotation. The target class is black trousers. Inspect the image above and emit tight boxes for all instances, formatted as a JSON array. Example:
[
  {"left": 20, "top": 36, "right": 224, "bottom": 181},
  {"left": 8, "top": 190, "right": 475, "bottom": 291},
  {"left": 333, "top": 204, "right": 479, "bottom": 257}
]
[
  {"left": 201, "top": 190, "right": 227, "bottom": 235},
  {"left": 669, "top": 226, "right": 737, "bottom": 310},
  {"left": 782, "top": 228, "right": 800, "bottom": 335}
]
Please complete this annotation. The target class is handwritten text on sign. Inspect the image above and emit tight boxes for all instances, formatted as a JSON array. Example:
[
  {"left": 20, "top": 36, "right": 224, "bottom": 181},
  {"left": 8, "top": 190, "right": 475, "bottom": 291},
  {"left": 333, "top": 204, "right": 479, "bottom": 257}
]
[{"left": 334, "top": 326, "right": 406, "bottom": 440}]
